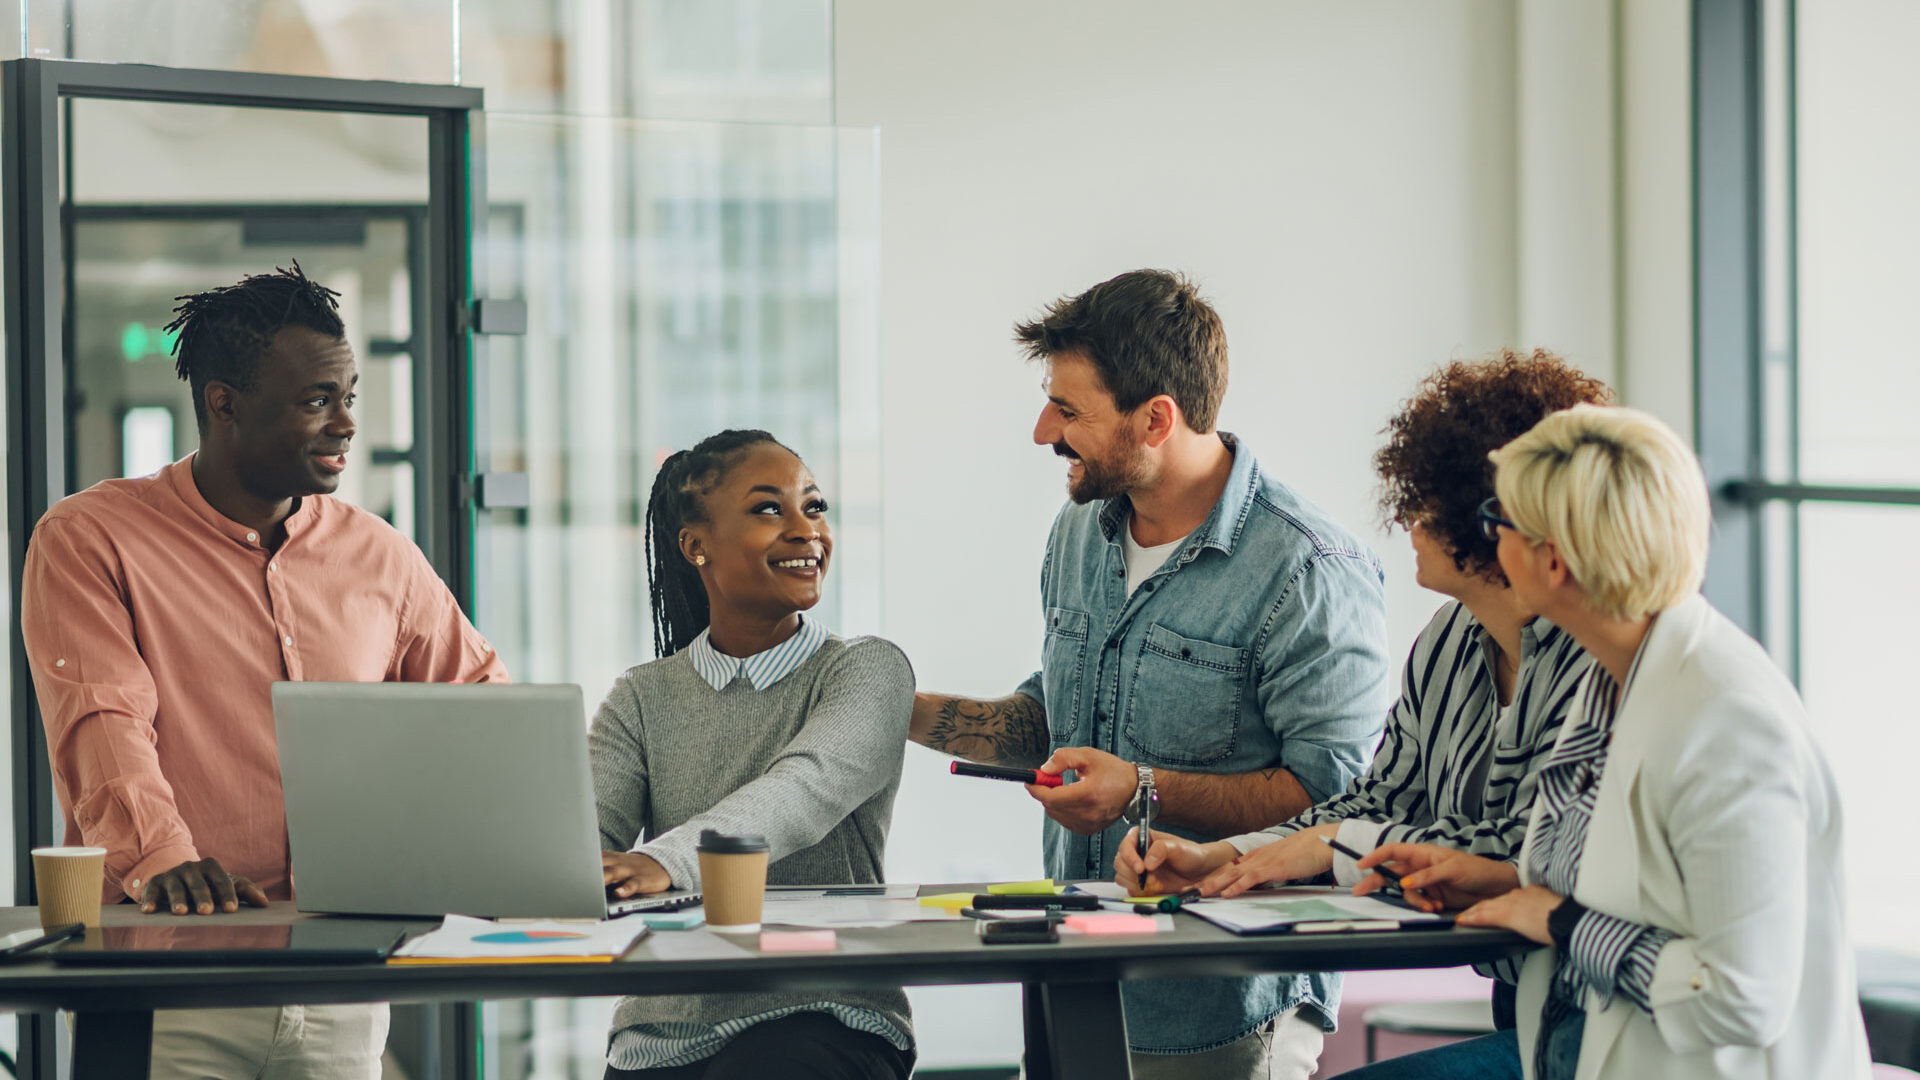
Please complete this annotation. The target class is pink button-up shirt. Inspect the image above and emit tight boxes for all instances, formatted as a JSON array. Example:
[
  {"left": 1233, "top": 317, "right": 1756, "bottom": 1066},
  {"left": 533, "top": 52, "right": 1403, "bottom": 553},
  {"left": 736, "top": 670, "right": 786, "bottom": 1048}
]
[{"left": 21, "top": 456, "right": 508, "bottom": 901}]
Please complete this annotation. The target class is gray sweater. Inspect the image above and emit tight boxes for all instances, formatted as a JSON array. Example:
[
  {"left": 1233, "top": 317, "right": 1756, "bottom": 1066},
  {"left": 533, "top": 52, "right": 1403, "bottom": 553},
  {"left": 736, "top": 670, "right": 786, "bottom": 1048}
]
[{"left": 589, "top": 634, "right": 915, "bottom": 1045}]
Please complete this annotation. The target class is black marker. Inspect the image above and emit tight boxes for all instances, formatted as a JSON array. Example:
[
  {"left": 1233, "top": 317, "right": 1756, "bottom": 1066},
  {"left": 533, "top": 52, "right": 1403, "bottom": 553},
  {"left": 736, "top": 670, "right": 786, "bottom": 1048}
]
[
  {"left": 1321, "top": 835, "right": 1405, "bottom": 895},
  {"left": 950, "top": 761, "right": 1064, "bottom": 788}
]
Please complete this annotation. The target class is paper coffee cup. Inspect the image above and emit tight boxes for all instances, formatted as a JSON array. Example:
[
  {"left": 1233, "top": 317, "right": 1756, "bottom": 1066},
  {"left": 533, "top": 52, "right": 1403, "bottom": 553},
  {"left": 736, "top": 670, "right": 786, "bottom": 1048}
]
[
  {"left": 696, "top": 830, "right": 770, "bottom": 933},
  {"left": 32, "top": 846, "right": 106, "bottom": 928}
]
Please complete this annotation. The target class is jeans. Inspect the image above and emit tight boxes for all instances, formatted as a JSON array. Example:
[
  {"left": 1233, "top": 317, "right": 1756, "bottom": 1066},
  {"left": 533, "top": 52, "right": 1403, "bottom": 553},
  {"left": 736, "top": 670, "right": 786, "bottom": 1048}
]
[
  {"left": 1324, "top": 983, "right": 1522, "bottom": 1080},
  {"left": 1326, "top": 1029, "right": 1520, "bottom": 1080},
  {"left": 1128, "top": 1006, "right": 1325, "bottom": 1080}
]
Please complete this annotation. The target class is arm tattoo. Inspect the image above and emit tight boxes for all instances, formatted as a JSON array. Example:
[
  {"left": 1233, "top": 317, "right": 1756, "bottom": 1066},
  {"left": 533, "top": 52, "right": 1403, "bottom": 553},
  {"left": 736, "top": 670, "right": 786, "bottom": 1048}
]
[{"left": 924, "top": 695, "right": 1050, "bottom": 768}]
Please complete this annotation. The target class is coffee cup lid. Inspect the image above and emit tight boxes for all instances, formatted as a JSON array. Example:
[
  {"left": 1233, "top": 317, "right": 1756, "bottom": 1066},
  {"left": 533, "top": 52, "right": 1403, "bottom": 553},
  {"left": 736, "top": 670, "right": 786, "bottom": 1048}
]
[{"left": 697, "top": 829, "right": 769, "bottom": 854}]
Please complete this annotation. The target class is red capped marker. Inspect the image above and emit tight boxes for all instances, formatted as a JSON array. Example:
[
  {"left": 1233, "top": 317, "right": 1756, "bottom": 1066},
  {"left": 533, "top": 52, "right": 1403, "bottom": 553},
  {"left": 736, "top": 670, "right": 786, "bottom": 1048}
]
[{"left": 950, "top": 761, "right": 1065, "bottom": 788}]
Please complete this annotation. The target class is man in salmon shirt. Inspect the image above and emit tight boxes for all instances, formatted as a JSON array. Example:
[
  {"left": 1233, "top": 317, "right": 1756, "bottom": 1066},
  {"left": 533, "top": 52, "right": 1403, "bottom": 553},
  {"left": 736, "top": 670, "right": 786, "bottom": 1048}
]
[{"left": 21, "top": 263, "right": 508, "bottom": 1078}]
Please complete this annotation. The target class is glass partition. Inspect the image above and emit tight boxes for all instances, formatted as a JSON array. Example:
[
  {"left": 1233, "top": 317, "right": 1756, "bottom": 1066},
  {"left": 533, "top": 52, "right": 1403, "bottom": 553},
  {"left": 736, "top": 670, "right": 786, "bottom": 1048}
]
[
  {"left": 461, "top": 0, "right": 833, "bottom": 121},
  {"left": 24, "top": 0, "right": 454, "bottom": 83},
  {"left": 473, "top": 112, "right": 880, "bottom": 1080},
  {"left": 64, "top": 100, "right": 430, "bottom": 534}
]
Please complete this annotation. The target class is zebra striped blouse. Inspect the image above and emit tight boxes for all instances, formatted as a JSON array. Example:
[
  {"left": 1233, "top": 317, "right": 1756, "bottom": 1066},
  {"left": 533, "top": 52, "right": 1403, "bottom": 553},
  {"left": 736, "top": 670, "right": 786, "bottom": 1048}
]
[{"left": 1229, "top": 600, "right": 1593, "bottom": 982}]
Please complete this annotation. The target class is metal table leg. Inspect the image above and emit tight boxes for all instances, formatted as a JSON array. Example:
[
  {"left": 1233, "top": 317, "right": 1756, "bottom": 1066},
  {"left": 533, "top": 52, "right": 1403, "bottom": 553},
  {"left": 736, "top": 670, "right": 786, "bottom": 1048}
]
[
  {"left": 70, "top": 1010, "right": 152, "bottom": 1080},
  {"left": 1028, "top": 980, "right": 1132, "bottom": 1080}
]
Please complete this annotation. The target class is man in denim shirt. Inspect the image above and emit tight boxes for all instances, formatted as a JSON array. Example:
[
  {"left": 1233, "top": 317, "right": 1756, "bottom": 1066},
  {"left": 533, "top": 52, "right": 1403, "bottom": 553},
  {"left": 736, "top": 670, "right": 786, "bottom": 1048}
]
[{"left": 911, "top": 270, "right": 1392, "bottom": 1079}]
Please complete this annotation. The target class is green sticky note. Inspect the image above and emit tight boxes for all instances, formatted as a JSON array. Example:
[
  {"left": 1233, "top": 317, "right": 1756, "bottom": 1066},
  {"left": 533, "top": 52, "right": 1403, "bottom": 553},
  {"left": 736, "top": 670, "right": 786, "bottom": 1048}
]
[{"left": 986, "top": 880, "right": 1058, "bottom": 896}]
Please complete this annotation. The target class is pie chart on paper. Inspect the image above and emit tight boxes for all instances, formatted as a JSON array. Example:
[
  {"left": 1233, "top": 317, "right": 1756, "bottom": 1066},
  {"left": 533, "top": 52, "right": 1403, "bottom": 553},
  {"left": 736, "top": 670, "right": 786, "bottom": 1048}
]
[{"left": 473, "top": 930, "right": 592, "bottom": 945}]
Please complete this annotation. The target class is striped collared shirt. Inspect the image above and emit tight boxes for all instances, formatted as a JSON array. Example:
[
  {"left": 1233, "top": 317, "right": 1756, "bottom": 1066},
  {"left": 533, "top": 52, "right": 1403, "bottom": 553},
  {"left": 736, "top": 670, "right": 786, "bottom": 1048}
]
[
  {"left": 685, "top": 615, "right": 830, "bottom": 691},
  {"left": 611, "top": 614, "right": 910, "bottom": 1070},
  {"left": 1528, "top": 640, "right": 1675, "bottom": 1017}
]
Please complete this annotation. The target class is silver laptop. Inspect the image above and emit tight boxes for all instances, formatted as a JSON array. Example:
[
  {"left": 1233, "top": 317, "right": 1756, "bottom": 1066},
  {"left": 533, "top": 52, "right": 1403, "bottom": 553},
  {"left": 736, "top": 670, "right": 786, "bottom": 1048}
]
[{"left": 273, "top": 682, "right": 697, "bottom": 920}]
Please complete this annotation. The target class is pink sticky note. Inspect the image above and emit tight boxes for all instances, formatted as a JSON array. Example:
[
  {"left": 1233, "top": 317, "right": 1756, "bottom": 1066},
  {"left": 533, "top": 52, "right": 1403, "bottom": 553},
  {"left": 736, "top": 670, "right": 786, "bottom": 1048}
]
[
  {"left": 759, "top": 930, "right": 838, "bottom": 952},
  {"left": 1063, "top": 913, "right": 1160, "bottom": 934}
]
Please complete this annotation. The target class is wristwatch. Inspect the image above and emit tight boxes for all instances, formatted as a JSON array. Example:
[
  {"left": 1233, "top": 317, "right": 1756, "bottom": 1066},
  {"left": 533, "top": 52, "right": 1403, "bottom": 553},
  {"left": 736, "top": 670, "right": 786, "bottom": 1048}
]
[{"left": 1121, "top": 764, "right": 1157, "bottom": 825}]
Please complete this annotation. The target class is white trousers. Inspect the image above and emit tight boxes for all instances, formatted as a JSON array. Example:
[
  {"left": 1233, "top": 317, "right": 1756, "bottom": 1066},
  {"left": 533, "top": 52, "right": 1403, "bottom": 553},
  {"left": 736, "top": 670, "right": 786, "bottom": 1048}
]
[{"left": 147, "top": 1004, "right": 389, "bottom": 1080}]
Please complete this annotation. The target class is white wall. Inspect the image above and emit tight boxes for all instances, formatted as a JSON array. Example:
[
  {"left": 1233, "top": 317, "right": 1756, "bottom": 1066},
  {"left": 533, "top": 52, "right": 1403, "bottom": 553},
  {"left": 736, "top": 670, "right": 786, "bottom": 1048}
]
[{"left": 834, "top": 0, "right": 1661, "bottom": 1066}]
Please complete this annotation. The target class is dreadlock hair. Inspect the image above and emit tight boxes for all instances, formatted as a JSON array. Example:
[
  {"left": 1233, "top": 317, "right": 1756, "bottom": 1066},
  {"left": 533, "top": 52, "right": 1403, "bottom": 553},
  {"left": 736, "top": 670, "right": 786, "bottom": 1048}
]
[
  {"left": 164, "top": 261, "right": 345, "bottom": 431},
  {"left": 646, "top": 428, "right": 795, "bottom": 658}
]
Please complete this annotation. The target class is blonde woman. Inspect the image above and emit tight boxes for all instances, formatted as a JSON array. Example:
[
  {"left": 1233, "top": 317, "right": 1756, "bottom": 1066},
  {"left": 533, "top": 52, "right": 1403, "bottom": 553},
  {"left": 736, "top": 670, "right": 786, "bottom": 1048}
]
[{"left": 1340, "top": 405, "right": 1871, "bottom": 1080}]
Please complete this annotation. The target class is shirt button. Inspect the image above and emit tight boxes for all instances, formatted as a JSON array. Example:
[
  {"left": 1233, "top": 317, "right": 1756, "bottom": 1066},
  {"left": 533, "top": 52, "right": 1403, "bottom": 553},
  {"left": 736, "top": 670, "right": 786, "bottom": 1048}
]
[
  {"left": 284, "top": 636, "right": 294, "bottom": 647},
  {"left": 55, "top": 658, "right": 66, "bottom": 668},
  {"left": 1690, "top": 974, "right": 1705, "bottom": 991},
  {"left": 246, "top": 531, "right": 258, "bottom": 543},
  {"left": 269, "top": 562, "right": 277, "bottom": 572}
]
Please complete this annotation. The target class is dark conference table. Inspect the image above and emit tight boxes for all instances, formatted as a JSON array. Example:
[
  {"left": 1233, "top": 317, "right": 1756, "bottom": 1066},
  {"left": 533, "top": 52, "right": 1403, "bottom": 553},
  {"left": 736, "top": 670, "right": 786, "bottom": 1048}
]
[{"left": 0, "top": 895, "right": 1533, "bottom": 1080}]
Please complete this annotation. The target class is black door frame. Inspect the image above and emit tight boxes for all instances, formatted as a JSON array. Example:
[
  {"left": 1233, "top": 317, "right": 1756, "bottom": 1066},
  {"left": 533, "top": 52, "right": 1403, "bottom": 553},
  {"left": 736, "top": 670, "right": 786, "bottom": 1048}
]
[{"left": 2, "top": 59, "right": 485, "bottom": 1080}]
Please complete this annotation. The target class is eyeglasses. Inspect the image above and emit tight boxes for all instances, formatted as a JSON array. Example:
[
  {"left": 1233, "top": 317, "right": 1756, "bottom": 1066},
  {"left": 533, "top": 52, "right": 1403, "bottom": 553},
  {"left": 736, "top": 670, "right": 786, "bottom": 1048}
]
[{"left": 1476, "top": 497, "right": 1517, "bottom": 542}]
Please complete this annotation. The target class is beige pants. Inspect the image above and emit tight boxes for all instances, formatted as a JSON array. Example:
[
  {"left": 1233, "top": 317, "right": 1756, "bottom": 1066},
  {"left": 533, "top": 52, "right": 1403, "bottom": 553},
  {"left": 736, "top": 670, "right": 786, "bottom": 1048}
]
[
  {"left": 148, "top": 1005, "right": 388, "bottom": 1080},
  {"left": 1129, "top": 1006, "right": 1325, "bottom": 1080}
]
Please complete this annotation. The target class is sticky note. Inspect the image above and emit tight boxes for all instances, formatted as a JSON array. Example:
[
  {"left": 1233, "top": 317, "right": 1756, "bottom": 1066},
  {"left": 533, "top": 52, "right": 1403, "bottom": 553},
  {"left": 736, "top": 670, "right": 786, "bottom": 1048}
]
[
  {"left": 759, "top": 930, "right": 837, "bottom": 952},
  {"left": 986, "top": 880, "right": 1058, "bottom": 896},
  {"left": 918, "top": 892, "right": 975, "bottom": 910},
  {"left": 1063, "top": 913, "right": 1161, "bottom": 934},
  {"left": 641, "top": 910, "right": 704, "bottom": 930}
]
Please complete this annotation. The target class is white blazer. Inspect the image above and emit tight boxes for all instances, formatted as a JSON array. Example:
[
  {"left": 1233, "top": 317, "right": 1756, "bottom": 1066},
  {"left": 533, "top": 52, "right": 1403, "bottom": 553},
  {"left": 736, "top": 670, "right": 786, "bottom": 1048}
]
[{"left": 1514, "top": 594, "right": 1871, "bottom": 1080}]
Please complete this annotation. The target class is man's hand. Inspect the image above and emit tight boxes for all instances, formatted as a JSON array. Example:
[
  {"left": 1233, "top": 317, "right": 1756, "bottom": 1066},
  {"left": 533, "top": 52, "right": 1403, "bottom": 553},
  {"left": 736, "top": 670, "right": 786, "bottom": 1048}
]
[
  {"left": 603, "top": 851, "right": 672, "bottom": 898},
  {"left": 1354, "top": 843, "right": 1520, "bottom": 913},
  {"left": 1028, "top": 746, "right": 1137, "bottom": 836},
  {"left": 138, "top": 857, "right": 269, "bottom": 916},
  {"left": 1114, "top": 829, "right": 1236, "bottom": 895},
  {"left": 1456, "top": 884, "right": 1563, "bottom": 944},
  {"left": 1196, "top": 823, "right": 1339, "bottom": 898}
]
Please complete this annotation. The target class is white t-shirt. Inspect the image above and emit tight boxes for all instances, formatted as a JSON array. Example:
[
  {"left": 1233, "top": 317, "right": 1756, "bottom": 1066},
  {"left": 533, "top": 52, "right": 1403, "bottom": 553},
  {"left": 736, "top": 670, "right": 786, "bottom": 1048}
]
[{"left": 1123, "top": 518, "right": 1188, "bottom": 597}]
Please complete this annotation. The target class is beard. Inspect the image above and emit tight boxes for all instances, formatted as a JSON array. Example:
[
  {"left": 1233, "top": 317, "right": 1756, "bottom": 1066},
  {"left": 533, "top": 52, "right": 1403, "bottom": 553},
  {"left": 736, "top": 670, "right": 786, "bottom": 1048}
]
[{"left": 1055, "top": 433, "right": 1150, "bottom": 504}]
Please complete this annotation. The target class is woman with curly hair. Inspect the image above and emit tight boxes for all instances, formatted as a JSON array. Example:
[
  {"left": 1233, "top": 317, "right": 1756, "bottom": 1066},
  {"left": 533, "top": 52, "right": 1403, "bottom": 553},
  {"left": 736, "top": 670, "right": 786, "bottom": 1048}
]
[{"left": 1116, "top": 349, "right": 1609, "bottom": 1077}]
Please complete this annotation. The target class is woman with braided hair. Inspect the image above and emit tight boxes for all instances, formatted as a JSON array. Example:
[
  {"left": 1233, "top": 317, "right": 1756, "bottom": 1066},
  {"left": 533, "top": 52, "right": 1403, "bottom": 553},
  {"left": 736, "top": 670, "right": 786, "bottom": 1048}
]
[{"left": 587, "top": 429, "right": 917, "bottom": 1080}]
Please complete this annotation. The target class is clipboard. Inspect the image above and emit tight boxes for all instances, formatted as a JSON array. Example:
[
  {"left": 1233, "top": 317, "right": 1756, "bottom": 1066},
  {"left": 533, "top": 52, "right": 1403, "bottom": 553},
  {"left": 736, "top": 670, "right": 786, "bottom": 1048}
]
[{"left": 1181, "top": 886, "right": 1454, "bottom": 936}]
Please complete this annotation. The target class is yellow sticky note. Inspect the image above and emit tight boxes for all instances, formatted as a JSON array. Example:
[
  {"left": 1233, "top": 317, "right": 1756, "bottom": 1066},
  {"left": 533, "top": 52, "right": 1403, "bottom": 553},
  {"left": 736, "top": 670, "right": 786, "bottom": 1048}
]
[
  {"left": 918, "top": 892, "right": 975, "bottom": 910},
  {"left": 986, "top": 880, "right": 1058, "bottom": 896}
]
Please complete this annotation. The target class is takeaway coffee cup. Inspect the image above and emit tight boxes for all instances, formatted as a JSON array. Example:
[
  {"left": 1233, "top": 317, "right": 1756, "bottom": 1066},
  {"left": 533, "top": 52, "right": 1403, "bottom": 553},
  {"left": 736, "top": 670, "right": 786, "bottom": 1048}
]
[
  {"left": 31, "top": 846, "right": 106, "bottom": 928},
  {"left": 696, "top": 830, "right": 770, "bottom": 933}
]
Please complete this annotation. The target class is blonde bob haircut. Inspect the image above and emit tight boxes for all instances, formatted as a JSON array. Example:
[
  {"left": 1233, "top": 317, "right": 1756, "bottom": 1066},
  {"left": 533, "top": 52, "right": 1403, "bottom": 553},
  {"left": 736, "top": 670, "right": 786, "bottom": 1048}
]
[{"left": 1490, "top": 404, "right": 1710, "bottom": 621}]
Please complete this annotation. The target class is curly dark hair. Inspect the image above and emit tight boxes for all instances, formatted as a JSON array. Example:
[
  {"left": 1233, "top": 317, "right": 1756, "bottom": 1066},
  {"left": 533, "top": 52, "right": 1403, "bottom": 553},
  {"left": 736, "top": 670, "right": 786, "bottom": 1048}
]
[
  {"left": 165, "top": 261, "right": 345, "bottom": 431},
  {"left": 1375, "top": 348, "right": 1612, "bottom": 581}
]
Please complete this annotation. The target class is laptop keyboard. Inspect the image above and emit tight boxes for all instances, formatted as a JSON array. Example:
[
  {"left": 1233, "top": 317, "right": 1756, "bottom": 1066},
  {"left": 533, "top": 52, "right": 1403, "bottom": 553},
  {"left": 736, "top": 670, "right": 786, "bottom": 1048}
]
[{"left": 607, "top": 892, "right": 702, "bottom": 918}]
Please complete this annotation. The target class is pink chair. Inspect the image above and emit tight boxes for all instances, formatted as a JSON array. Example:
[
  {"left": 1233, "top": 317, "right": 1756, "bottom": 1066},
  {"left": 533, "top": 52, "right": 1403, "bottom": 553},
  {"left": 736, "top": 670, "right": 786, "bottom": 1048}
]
[
  {"left": 1873, "top": 1065, "right": 1920, "bottom": 1079},
  {"left": 1321, "top": 967, "right": 1495, "bottom": 1074}
]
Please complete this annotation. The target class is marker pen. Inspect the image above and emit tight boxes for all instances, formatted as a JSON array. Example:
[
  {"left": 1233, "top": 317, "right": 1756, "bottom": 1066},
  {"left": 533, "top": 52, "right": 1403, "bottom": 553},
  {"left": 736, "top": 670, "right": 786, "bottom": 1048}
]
[
  {"left": 949, "top": 761, "right": 1065, "bottom": 788},
  {"left": 1320, "top": 835, "right": 1405, "bottom": 895}
]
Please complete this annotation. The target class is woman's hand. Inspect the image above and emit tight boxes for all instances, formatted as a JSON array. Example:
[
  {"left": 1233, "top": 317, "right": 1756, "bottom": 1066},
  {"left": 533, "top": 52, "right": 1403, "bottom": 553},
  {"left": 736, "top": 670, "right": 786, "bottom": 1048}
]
[
  {"left": 1354, "top": 843, "right": 1519, "bottom": 913},
  {"left": 1456, "top": 884, "right": 1564, "bottom": 944},
  {"left": 602, "top": 851, "right": 672, "bottom": 897},
  {"left": 1197, "top": 824, "right": 1340, "bottom": 898},
  {"left": 1114, "top": 830, "right": 1235, "bottom": 895}
]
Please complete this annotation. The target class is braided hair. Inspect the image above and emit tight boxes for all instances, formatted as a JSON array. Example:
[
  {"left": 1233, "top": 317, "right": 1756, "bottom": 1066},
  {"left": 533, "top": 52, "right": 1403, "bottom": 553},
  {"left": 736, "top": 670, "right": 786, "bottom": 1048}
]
[
  {"left": 164, "top": 261, "right": 345, "bottom": 431},
  {"left": 645, "top": 429, "right": 796, "bottom": 658}
]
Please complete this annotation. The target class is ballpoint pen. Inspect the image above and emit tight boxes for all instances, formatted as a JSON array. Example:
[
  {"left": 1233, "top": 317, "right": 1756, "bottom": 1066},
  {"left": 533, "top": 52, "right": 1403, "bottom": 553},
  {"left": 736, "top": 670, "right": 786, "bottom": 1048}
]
[{"left": 1131, "top": 783, "right": 1158, "bottom": 861}]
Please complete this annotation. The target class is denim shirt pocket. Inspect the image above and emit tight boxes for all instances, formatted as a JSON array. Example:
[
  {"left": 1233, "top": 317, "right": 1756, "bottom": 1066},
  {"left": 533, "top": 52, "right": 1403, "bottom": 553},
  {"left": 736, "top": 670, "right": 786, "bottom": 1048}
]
[
  {"left": 1124, "top": 622, "right": 1250, "bottom": 767},
  {"left": 1042, "top": 607, "right": 1090, "bottom": 742}
]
